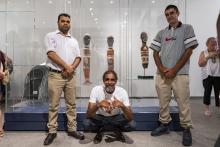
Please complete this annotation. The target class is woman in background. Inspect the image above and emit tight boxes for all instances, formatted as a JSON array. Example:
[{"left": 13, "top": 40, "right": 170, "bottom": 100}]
[
  {"left": 0, "top": 50, "right": 6, "bottom": 137},
  {"left": 198, "top": 37, "right": 220, "bottom": 116}
]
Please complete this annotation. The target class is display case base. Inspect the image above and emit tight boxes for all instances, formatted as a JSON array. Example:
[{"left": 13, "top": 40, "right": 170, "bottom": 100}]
[
  {"left": 4, "top": 99, "right": 182, "bottom": 131},
  {"left": 137, "top": 75, "right": 154, "bottom": 79}
]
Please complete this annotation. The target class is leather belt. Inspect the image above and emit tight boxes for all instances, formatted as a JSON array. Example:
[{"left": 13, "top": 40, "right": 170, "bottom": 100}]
[{"left": 49, "top": 67, "right": 62, "bottom": 73}]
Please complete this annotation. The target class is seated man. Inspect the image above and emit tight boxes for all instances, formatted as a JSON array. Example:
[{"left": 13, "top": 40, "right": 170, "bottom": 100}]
[{"left": 83, "top": 70, "right": 136, "bottom": 144}]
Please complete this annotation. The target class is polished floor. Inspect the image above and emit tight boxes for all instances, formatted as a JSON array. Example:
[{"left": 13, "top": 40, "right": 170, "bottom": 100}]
[{"left": 0, "top": 98, "right": 220, "bottom": 147}]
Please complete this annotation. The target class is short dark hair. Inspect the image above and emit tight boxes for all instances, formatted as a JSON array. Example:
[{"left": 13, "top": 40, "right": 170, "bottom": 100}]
[
  {"left": 102, "top": 70, "right": 118, "bottom": 82},
  {"left": 206, "top": 37, "right": 216, "bottom": 46},
  {"left": 165, "top": 5, "right": 179, "bottom": 13},
  {"left": 58, "top": 13, "right": 71, "bottom": 22}
]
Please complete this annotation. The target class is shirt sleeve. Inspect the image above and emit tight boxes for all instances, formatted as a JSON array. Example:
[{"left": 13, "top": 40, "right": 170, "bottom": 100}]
[
  {"left": 45, "top": 33, "right": 56, "bottom": 53},
  {"left": 89, "top": 87, "right": 97, "bottom": 103},
  {"left": 150, "top": 30, "right": 163, "bottom": 52},
  {"left": 74, "top": 40, "right": 81, "bottom": 57},
  {"left": 184, "top": 25, "right": 199, "bottom": 50},
  {"left": 119, "top": 89, "right": 130, "bottom": 107}
]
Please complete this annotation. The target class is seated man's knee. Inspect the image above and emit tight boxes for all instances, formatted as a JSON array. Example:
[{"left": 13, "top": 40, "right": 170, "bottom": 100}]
[
  {"left": 83, "top": 118, "right": 100, "bottom": 132},
  {"left": 124, "top": 120, "right": 136, "bottom": 131},
  {"left": 83, "top": 119, "right": 91, "bottom": 130}
]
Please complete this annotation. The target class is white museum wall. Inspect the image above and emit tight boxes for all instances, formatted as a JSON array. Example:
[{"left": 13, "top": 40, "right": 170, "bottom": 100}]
[
  {"left": 0, "top": 0, "right": 219, "bottom": 100},
  {"left": 186, "top": 0, "right": 220, "bottom": 96}
]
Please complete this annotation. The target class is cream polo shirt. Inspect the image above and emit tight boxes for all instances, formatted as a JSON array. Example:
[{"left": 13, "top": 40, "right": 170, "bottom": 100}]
[{"left": 45, "top": 30, "right": 81, "bottom": 71}]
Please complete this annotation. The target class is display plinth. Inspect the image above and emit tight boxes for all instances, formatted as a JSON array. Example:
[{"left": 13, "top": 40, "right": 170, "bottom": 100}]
[{"left": 137, "top": 75, "right": 154, "bottom": 79}]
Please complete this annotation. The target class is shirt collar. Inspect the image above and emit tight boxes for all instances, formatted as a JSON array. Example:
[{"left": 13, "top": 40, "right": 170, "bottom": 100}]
[
  {"left": 168, "top": 21, "right": 182, "bottom": 30},
  {"left": 55, "top": 30, "right": 71, "bottom": 37}
]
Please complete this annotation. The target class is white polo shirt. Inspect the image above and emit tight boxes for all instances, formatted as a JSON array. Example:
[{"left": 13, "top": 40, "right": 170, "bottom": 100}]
[
  {"left": 45, "top": 30, "right": 81, "bottom": 71},
  {"left": 89, "top": 85, "right": 130, "bottom": 117}
]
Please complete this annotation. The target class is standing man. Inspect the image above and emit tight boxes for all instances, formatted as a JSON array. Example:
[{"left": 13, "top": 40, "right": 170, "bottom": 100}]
[
  {"left": 83, "top": 70, "right": 136, "bottom": 144},
  {"left": 44, "top": 13, "right": 84, "bottom": 146},
  {"left": 150, "top": 5, "right": 198, "bottom": 146}
]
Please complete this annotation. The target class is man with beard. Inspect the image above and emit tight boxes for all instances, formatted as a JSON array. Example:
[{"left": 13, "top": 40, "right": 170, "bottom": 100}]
[
  {"left": 83, "top": 70, "right": 136, "bottom": 144},
  {"left": 44, "top": 13, "right": 84, "bottom": 145}
]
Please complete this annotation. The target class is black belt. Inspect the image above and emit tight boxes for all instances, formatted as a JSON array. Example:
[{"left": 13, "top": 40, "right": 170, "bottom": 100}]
[{"left": 49, "top": 67, "right": 62, "bottom": 73}]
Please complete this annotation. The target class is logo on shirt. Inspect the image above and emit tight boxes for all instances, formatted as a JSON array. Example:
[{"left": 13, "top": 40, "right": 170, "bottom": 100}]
[{"left": 165, "top": 36, "right": 176, "bottom": 42}]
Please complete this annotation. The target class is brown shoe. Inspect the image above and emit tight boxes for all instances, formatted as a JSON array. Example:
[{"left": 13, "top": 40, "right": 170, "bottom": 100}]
[{"left": 68, "top": 131, "right": 84, "bottom": 140}]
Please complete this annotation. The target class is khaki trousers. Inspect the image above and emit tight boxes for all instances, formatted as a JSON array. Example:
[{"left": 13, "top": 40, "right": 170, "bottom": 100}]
[
  {"left": 47, "top": 72, "right": 77, "bottom": 133},
  {"left": 155, "top": 74, "right": 192, "bottom": 128}
]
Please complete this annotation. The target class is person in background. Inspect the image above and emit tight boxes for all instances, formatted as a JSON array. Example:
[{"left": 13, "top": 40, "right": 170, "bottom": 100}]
[
  {"left": 0, "top": 50, "right": 6, "bottom": 137},
  {"left": 198, "top": 37, "right": 220, "bottom": 116},
  {"left": 214, "top": 11, "right": 220, "bottom": 147},
  {"left": 150, "top": 4, "right": 198, "bottom": 146}
]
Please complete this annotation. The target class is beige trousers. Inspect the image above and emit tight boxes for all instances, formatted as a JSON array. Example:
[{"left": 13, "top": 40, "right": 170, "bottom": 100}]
[
  {"left": 155, "top": 74, "right": 192, "bottom": 128},
  {"left": 47, "top": 72, "right": 77, "bottom": 133}
]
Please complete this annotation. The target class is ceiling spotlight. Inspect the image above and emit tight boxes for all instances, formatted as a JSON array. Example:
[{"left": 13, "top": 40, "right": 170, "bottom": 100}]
[
  {"left": 67, "top": 0, "right": 71, "bottom": 4},
  {"left": 151, "top": 0, "right": 155, "bottom": 4},
  {"left": 110, "top": 0, "right": 114, "bottom": 4},
  {"left": 89, "top": 8, "right": 93, "bottom": 11},
  {"left": 48, "top": 0, "right": 53, "bottom": 4},
  {"left": 90, "top": 1, "right": 94, "bottom": 4},
  {"left": 91, "top": 12, "right": 94, "bottom": 16}
]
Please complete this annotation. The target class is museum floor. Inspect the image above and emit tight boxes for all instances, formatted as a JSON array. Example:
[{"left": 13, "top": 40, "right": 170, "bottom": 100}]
[{"left": 0, "top": 98, "right": 220, "bottom": 147}]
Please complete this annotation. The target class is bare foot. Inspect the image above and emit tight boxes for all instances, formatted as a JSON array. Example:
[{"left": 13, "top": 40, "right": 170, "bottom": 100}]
[
  {"left": 204, "top": 110, "right": 211, "bottom": 116},
  {"left": 0, "top": 129, "right": 4, "bottom": 137}
]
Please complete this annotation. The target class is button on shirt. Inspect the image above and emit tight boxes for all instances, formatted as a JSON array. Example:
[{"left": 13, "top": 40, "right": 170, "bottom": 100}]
[{"left": 45, "top": 30, "right": 81, "bottom": 71}]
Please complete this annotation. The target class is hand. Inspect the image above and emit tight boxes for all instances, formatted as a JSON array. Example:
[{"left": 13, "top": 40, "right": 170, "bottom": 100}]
[
  {"left": 63, "top": 65, "right": 74, "bottom": 77},
  {"left": 112, "top": 97, "right": 124, "bottom": 109},
  {"left": 99, "top": 99, "right": 112, "bottom": 113},
  {"left": 163, "top": 68, "right": 177, "bottom": 79},
  {"left": 61, "top": 71, "right": 69, "bottom": 78},
  {"left": 0, "top": 72, "right": 5, "bottom": 80},
  {"left": 208, "top": 51, "right": 218, "bottom": 58},
  {"left": 159, "top": 66, "right": 168, "bottom": 77}
]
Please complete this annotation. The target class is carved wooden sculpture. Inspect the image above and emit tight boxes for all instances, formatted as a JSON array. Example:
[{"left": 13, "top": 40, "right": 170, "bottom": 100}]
[
  {"left": 107, "top": 36, "right": 114, "bottom": 71},
  {"left": 83, "top": 34, "right": 92, "bottom": 85}
]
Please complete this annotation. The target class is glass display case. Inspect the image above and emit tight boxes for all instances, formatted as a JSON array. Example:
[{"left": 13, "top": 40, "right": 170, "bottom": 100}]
[{"left": 0, "top": 0, "right": 186, "bottom": 110}]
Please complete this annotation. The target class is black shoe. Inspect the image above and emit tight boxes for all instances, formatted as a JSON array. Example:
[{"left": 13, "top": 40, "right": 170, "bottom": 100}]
[
  {"left": 93, "top": 132, "right": 103, "bottom": 144},
  {"left": 182, "top": 128, "right": 192, "bottom": 146},
  {"left": 151, "top": 124, "right": 170, "bottom": 136},
  {"left": 114, "top": 131, "right": 126, "bottom": 142},
  {"left": 68, "top": 131, "right": 84, "bottom": 140},
  {"left": 43, "top": 133, "right": 57, "bottom": 145}
]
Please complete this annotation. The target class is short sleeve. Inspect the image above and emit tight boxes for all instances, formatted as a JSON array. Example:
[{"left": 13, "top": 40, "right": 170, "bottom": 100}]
[
  {"left": 118, "top": 88, "right": 130, "bottom": 107},
  {"left": 74, "top": 40, "right": 81, "bottom": 57},
  {"left": 184, "top": 25, "right": 198, "bottom": 50},
  {"left": 45, "top": 33, "right": 56, "bottom": 53},
  {"left": 89, "top": 87, "right": 97, "bottom": 103},
  {"left": 150, "top": 30, "right": 163, "bottom": 52}
]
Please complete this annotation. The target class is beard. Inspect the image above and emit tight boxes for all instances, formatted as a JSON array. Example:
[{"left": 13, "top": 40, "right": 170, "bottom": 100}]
[
  {"left": 59, "top": 25, "right": 70, "bottom": 34},
  {"left": 104, "top": 85, "right": 115, "bottom": 94}
]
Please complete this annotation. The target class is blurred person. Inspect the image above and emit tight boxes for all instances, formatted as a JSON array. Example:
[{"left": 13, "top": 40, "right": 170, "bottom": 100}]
[
  {"left": 0, "top": 50, "right": 7, "bottom": 137},
  {"left": 198, "top": 37, "right": 220, "bottom": 116}
]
